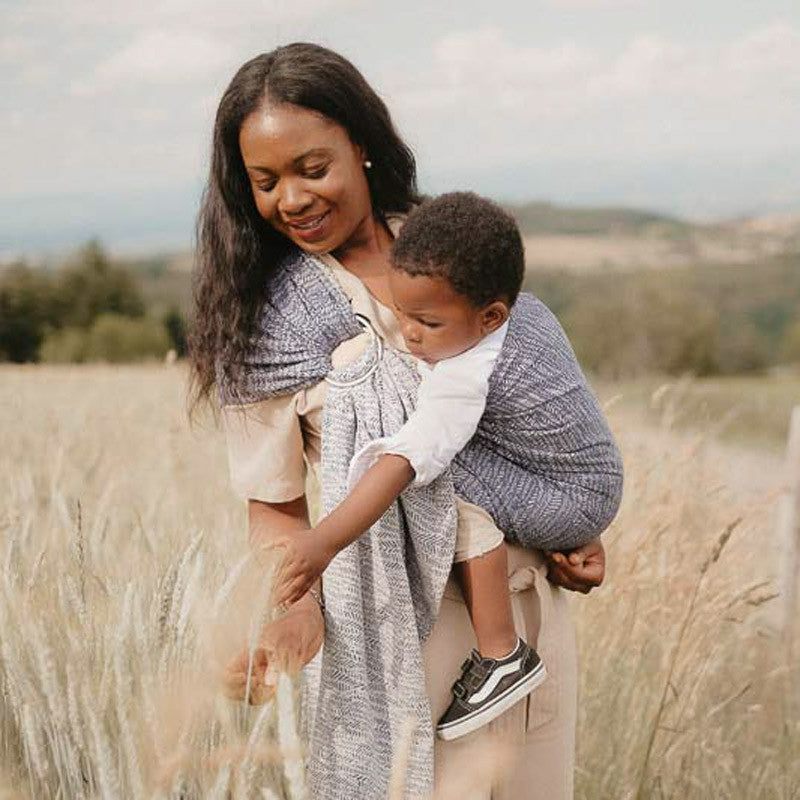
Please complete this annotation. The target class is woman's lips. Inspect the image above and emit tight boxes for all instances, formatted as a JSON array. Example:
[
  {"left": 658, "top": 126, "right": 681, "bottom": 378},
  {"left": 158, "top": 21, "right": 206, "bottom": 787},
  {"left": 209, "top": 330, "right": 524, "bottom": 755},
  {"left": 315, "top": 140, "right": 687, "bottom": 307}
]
[{"left": 285, "top": 210, "right": 331, "bottom": 244}]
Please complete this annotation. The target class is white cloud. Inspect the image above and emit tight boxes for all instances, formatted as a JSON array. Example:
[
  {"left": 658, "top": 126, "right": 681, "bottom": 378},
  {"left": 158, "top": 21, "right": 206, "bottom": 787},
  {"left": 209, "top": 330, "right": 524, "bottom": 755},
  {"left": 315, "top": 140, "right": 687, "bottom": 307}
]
[
  {"left": 0, "top": 34, "right": 53, "bottom": 85},
  {"left": 545, "top": 0, "right": 644, "bottom": 5},
  {"left": 399, "top": 27, "right": 598, "bottom": 120},
  {"left": 591, "top": 23, "right": 800, "bottom": 101},
  {"left": 435, "top": 27, "right": 595, "bottom": 88},
  {"left": 0, "top": 35, "right": 37, "bottom": 62},
  {"left": 396, "top": 22, "right": 800, "bottom": 125},
  {"left": 722, "top": 21, "right": 800, "bottom": 89},
  {"left": 71, "top": 30, "right": 237, "bottom": 96},
  {"left": 8, "top": 0, "right": 353, "bottom": 31}
]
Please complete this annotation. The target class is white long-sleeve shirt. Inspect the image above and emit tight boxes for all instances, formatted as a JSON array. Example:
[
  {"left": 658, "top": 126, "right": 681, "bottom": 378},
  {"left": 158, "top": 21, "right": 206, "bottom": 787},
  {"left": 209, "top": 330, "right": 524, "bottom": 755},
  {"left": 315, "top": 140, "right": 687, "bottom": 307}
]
[{"left": 347, "top": 321, "right": 509, "bottom": 489}]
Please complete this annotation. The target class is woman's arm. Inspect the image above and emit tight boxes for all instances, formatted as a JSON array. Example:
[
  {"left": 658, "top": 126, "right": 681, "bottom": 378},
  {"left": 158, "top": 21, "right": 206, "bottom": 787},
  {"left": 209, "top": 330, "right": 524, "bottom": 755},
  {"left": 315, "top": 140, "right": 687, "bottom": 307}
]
[
  {"left": 224, "top": 496, "right": 325, "bottom": 705},
  {"left": 248, "top": 494, "right": 326, "bottom": 610},
  {"left": 249, "top": 495, "right": 310, "bottom": 549}
]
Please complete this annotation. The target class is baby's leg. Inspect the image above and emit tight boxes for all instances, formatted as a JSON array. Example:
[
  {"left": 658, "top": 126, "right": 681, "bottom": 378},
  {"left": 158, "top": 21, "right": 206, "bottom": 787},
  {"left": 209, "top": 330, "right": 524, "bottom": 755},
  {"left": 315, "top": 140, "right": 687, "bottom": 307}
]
[
  {"left": 456, "top": 545, "right": 517, "bottom": 659},
  {"left": 439, "top": 536, "right": 547, "bottom": 741}
]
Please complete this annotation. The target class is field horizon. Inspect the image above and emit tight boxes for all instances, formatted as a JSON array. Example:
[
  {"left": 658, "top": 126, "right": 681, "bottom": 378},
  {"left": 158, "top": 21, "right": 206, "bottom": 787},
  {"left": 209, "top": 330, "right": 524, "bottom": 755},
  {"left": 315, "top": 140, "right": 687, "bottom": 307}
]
[
  {"left": 0, "top": 363, "right": 796, "bottom": 798},
  {"left": 6, "top": 200, "right": 800, "bottom": 272}
]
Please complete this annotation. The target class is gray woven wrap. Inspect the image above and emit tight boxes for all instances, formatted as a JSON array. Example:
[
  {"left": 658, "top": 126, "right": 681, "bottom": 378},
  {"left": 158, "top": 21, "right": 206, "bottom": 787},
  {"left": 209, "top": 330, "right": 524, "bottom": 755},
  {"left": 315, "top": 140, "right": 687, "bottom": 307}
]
[
  {"left": 311, "top": 339, "right": 457, "bottom": 799},
  {"left": 225, "top": 249, "right": 623, "bottom": 798}
]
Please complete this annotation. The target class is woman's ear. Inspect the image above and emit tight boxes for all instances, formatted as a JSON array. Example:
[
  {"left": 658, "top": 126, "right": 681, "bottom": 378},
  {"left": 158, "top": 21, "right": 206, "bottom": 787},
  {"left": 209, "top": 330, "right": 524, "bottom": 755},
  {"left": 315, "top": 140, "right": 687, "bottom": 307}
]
[{"left": 479, "top": 301, "right": 510, "bottom": 334}]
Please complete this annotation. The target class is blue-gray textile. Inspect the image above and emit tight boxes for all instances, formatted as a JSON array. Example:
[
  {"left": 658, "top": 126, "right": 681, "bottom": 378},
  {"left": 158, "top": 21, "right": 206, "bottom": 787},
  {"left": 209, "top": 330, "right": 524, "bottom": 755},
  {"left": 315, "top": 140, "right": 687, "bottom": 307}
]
[
  {"left": 223, "top": 248, "right": 623, "bottom": 798},
  {"left": 451, "top": 291, "right": 623, "bottom": 549},
  {"left": 312, "top": 338, "right": 457, "bottom": 799},
  {"left": 229, "top": 248, "right": 624, "bottom": 550}
]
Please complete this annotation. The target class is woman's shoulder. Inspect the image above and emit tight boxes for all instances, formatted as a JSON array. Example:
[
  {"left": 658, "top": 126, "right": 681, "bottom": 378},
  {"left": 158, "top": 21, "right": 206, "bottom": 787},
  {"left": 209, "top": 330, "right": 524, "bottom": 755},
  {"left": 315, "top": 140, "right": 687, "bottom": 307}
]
[
  {"left": 222, "top": 247, "right": 361, "bottom": 404},
  {"left": 262, "top": 247, "right": 354, "bottom": 325},
  {"left": 269, "top": 246, "right": 333, "bottom": 294}
]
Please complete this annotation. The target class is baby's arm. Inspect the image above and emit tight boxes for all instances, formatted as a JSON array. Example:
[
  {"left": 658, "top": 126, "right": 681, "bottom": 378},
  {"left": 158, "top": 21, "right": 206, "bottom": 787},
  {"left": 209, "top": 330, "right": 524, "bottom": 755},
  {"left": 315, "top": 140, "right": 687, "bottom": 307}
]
[
  {"left": 274, "top": 454, "right": 415, "bottom": 606},
  {"left": 317, "top": 453, "right": 415, "bottom": 552},
  {"left": 348, "top": 355, "right": 494, "bottom": 489},
  {"left": 275, "top": 355, "right": 495, "bottom": 606}
]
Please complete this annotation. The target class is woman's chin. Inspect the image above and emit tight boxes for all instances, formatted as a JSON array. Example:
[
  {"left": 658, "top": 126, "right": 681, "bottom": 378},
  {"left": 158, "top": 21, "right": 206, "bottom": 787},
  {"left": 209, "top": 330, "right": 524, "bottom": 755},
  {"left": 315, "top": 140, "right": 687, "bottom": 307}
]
[{"left": 285, "top": 229, "right": 337, "bottom": 255}]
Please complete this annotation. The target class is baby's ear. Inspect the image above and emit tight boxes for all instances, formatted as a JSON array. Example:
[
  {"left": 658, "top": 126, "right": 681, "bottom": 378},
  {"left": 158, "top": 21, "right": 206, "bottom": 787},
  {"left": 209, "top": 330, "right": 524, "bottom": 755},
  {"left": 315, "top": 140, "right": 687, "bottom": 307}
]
[{"left": 480, "top": 301, "right": 510, "bottom": 334}]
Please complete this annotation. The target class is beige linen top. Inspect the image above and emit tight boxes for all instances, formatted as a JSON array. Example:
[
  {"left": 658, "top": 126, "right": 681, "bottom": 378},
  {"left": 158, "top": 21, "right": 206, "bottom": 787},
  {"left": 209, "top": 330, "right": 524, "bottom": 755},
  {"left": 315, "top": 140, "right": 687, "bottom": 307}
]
[{"left": 221, "top": 242, "right": 503, "bottom": 546}]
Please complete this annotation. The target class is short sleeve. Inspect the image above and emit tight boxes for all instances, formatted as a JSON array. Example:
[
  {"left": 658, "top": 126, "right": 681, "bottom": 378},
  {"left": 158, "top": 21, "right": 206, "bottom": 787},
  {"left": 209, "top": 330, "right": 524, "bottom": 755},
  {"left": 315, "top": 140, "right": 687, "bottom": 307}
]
[{"left": 222, "top": 394, "right": 307, "bottom": 503}]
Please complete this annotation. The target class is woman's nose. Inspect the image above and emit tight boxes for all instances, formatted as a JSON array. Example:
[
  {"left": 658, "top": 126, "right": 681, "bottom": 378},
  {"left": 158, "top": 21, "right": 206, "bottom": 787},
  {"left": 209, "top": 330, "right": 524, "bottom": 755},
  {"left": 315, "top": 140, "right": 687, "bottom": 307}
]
[{"left": 278, "top": 179, "right": 313, "bottom": 215}]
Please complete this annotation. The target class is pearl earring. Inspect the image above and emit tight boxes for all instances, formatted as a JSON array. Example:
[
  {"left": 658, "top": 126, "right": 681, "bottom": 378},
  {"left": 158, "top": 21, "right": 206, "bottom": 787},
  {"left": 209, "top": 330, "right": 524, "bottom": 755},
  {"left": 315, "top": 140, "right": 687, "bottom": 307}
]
[{"left": 364, "top": 160, "right": 373, "bottom": 169}]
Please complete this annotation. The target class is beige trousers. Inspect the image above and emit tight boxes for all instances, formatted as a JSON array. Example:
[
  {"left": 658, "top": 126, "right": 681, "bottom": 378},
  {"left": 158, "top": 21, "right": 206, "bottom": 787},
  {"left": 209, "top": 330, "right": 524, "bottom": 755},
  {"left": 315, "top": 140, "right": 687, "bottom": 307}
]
[{"left": 424, "top": 544, "right": 577, "bottom": 800}]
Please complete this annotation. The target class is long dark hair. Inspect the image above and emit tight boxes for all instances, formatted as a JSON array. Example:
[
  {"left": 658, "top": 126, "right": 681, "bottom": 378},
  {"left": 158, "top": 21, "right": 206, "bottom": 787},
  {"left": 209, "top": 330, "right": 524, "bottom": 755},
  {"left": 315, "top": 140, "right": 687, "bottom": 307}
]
[{"left": 189, "top": 42, "right": 419, "bottom": 411}]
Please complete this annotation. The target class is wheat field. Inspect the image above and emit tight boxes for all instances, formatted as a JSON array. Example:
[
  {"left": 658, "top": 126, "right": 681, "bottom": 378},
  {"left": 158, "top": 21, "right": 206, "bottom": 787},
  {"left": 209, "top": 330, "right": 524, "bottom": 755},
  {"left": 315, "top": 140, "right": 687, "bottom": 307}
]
[{"left": 0, "top": 364, "right": 795, "bottom": 799}]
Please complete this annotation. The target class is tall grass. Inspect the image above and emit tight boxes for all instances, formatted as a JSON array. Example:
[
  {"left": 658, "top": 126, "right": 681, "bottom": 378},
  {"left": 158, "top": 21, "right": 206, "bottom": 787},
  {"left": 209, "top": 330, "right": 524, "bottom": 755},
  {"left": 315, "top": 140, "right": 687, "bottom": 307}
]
[
  {"left": 575, "top": 381, "right": 795, "bottom": 799},
  {"left": 0, "top": 365, "right": 794, "bottom": 798},
  {"left": 0, "top": 365, "right": 302, "bottom": 798}
]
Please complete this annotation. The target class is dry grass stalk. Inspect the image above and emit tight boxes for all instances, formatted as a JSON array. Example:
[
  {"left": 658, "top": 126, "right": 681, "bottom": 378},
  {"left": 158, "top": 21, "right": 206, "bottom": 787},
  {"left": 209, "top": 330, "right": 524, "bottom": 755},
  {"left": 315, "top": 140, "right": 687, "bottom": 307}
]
[{"left": 0, "top": 365, "right": 795, "bottom": 799}]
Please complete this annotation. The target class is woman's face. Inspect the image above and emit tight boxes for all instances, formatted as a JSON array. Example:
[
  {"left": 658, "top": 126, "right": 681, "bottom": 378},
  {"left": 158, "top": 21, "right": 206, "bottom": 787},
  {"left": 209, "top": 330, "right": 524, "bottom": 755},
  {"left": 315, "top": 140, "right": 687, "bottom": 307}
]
[{"left": 239, "top": 102, "right": 373, "bottom": 254}]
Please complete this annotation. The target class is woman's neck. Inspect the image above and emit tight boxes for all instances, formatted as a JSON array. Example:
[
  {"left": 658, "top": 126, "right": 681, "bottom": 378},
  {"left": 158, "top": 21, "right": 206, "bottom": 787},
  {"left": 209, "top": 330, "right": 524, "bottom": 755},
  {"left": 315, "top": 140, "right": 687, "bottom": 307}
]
[{"left": 332, "top": 213, "right": 393, "bottom": 278}]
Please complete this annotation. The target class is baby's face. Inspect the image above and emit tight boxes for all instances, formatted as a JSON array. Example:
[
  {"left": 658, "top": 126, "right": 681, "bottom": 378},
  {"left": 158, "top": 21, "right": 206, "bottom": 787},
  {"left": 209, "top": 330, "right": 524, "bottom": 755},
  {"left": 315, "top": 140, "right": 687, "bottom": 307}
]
[{"left": 388, "top": 270, "right": 486, "bottom": 363}]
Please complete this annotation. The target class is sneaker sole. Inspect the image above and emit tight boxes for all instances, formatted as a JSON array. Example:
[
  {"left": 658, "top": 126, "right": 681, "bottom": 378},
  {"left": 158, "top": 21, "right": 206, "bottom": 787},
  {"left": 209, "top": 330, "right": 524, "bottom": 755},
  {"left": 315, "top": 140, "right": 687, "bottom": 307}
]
[{"left": 436, "top": 661, "right": 548, "bottom": 741}]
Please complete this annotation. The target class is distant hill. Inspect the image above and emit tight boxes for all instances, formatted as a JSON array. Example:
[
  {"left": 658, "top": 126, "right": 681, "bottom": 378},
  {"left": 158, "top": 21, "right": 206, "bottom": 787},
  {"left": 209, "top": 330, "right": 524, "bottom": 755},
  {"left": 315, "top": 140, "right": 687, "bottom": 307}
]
[
  {"left": 509, "top": 205, "right": 800, "bottom": 273},
  {"left": 7, "top": 202, "right": 799, "bottom": 282},
  {"left": 114, "top": 205, "right": 800, "bottom": 286},
  {"left": 505, "top": 201, "right": 690, "bottom": 237}
]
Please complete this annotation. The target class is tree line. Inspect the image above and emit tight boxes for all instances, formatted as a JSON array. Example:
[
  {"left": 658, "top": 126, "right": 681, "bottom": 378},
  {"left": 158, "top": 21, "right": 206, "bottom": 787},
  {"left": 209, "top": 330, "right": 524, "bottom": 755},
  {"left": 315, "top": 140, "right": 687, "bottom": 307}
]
[
  {"left": 0, "top": 241, "right": 186, "bottom": 363},
  {"left": 2, "top": 240, "right": 799, "bottom": 376},
  {"left": 526, "top": 255, "right": 800, "bottom": 378}
]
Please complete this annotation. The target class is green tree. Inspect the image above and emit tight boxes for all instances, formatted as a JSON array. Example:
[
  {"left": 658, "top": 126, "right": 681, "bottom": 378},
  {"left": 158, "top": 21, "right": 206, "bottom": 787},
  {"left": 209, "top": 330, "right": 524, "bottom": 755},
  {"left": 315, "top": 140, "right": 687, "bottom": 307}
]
[
  {"left": 0, "top": 263, "right": 52, "bottom": 362},
  {"left": 638, "top": 276, "right": 719, "bottom": 376},
  {"left": 715, "top": 316, "right": 770, "bottom": 374},
  {"left": 780, "top": 317, "right": 800, "bottom": 364},
  {"left": 163, "top": 306, "right": 187, "bottom": 357},
  {"left": 563, "top": 274, "right": 719, "bottom": 378},
  {"left": 84, "top": 313, "right": 170, "bottom": 362},
  {"left": 39, "top": 326, "right": 89, "bottom": 363},
  {"left": 52, "top": 240, "right": 145, "bottom": 329},
  {"left": 40, "top": 313, "right": 171, "bottom": 363}
]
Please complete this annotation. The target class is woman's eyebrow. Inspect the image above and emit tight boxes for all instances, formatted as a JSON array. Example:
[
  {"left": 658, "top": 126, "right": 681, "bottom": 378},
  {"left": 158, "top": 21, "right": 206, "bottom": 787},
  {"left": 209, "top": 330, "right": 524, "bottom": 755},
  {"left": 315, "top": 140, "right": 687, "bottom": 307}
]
[
  {"left": 294, "top": 148, "right": 333, "bottom": 164},
  {"left": 245, "top": 148, "right": 332, "bottom": 173}
]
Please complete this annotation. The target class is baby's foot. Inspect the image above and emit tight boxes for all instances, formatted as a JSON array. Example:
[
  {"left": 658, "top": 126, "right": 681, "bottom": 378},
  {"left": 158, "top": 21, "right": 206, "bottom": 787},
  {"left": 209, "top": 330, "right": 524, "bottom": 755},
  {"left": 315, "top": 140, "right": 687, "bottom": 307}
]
[{"left": 436, "top": 638, "right": 546, "bottom": 740}]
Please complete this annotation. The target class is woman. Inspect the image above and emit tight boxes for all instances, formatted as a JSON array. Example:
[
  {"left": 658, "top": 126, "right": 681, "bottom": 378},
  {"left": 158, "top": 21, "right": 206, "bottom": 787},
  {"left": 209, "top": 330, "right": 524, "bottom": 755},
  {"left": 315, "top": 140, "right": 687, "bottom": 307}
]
[{"left": 190, "top": 42, "right": 605, "bottom": 799}]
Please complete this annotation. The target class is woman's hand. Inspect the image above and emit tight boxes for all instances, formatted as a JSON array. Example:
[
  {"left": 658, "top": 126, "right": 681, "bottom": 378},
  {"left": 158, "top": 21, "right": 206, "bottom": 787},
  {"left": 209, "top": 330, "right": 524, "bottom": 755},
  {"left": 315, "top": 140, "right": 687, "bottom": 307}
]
[
  {"left": 223, "top": 594, "right": 324, "bottom": 705},
  {"left": 545, "top": 537, "right": 605, "bottom": 594},
  {"left": 273, "top": 530, "right": 334, "bottom": 607}
]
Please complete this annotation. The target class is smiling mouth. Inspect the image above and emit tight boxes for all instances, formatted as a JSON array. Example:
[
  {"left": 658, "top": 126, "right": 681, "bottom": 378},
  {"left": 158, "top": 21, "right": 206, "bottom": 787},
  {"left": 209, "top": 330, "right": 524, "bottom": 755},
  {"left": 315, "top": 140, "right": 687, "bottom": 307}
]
[{"left": 286, "top": 210, "right": 330, "bottom": 231}]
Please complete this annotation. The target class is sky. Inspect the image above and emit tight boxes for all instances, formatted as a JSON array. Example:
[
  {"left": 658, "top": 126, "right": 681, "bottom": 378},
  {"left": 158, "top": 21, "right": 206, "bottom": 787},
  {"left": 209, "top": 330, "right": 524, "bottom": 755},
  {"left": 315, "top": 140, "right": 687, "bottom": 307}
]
[{"left": 2, "top": 0, "right": 800, "bottom": 256}]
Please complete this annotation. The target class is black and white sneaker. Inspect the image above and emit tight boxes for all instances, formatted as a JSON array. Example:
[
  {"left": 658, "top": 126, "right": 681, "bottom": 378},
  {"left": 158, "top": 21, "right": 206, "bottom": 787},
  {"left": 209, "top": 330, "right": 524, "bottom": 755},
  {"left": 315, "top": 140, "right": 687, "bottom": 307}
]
[{"left": 436, "top": 638, "right": 546, "bottom": 740}]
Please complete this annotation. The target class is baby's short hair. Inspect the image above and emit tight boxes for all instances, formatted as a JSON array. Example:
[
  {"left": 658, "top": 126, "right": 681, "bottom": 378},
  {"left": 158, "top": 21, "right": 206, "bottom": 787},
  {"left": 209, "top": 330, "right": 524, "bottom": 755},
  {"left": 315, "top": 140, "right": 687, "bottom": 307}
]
[{"left": 391, "top": 192, "right": 525, "bottom": 308}]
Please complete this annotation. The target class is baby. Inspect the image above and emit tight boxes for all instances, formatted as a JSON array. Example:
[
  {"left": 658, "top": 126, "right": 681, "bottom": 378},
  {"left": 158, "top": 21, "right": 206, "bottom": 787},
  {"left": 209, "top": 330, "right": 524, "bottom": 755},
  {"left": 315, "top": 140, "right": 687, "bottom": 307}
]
[{"left": 276, "top": 192, "right": 622, "bottom": 740}]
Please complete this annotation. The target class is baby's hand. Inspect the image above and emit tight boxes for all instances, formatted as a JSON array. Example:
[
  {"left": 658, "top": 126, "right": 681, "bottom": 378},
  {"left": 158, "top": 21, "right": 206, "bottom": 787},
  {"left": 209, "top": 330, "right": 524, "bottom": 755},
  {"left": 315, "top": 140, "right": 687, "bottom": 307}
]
[{"left": 272, "top": 530, "right": 334, "bottom": 607}]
